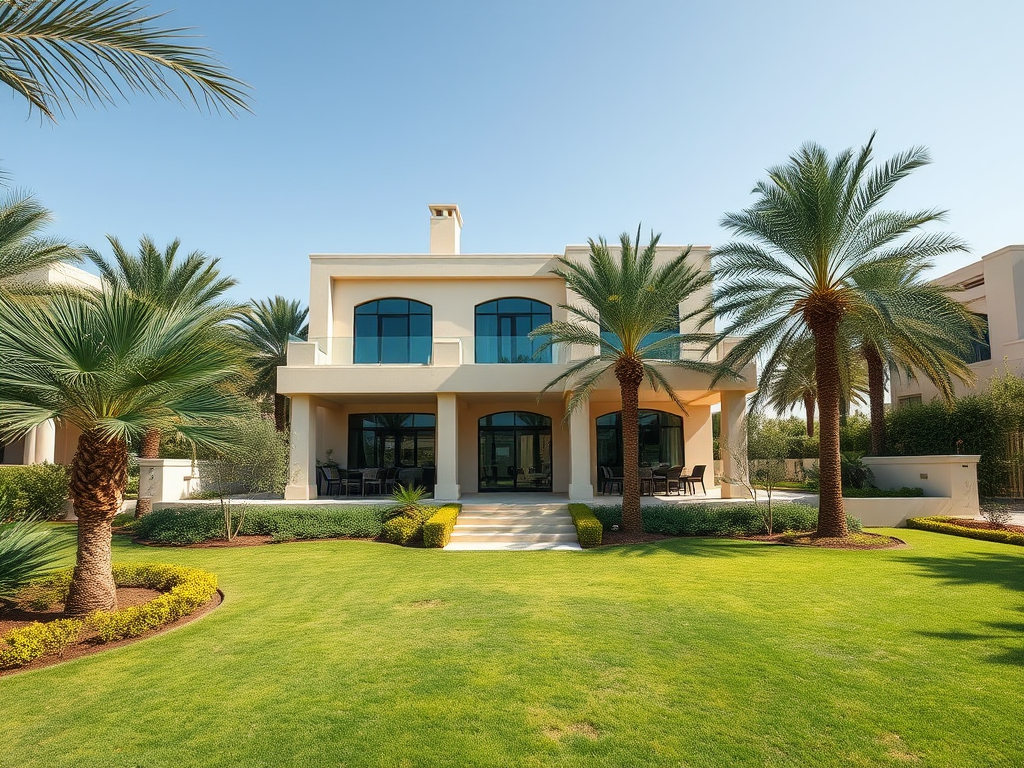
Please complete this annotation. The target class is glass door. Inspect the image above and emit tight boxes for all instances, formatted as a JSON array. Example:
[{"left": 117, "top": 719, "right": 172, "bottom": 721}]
[{"left": 479, "top": 430, "right": 516, "bottom": 491}]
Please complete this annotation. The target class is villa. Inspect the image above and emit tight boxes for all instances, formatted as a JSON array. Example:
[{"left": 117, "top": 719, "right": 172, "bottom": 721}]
[{"left": 279, "top": 205, "right": 756, "bottom": 501}]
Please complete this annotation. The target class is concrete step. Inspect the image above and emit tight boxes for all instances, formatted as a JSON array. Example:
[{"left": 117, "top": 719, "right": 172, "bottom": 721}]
[
  {"left": 445, "top": 504, "right": 581, "bottom": 551},
  {"left": 449, "top": 531, "right": 580, "bottom": 543},
  {"left": 446, "top": 541, "right": 583, "bottom": 551},
  {"left": 453, "top": 523, "right": 578, "bottom": 533}
]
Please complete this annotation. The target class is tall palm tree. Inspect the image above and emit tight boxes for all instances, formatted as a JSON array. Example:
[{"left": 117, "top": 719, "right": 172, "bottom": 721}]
[
  {"left": 531, "top": 229, "right": 724, "bottom": 534},
  {"left": 86, "top": 234, "right": 241, "bottom": 516},
  {"left": 237, "top": 296, "right": 309, "bottom": 432},
  {"left": 0, "top": 190, "right": 79, "bottom": 295},
  {"left": 0, "top": 284, "right": 248, "bottom": 614},
  {"left": 764, "top": 334, "right": 867, "bottom": 437},
  {"left": 0, "top": 0, "right": 251, "bottom": 122},
  {"left": 710, "top": 134, "right": 968, "bottom": 538}
]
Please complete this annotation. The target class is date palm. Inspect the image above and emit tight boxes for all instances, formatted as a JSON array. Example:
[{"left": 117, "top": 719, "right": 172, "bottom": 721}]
[
  {"left": 0, "top": 0, "right": 251, "bottom": 122},
  {"left": 0, "top": 189, "right": 80, "bottom": 296},
  {"left": 0, "top": 284, "right": 248, "bottom": 614},
  {"left": 237, "top": 296, "right": 309, "bottom": 432},
  {"left": 86, "top": 234, "right": 241, "bottom": 515},
  {"left": 711, "top": 134, "right": 968, "bottom": 537},
  {"left": 532, "top": 229, "right": 724, "bottom": 534}
]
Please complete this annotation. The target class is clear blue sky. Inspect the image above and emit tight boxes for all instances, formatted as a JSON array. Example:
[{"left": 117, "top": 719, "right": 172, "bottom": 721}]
[{"left": 2, "top": 0, "right": 1022, "bottom": 305}]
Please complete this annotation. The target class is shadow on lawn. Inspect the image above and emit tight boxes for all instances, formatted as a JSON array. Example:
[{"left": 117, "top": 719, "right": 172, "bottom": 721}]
[
  {"left": 901, "top": 551, "right": 1024, "bottom": 666},
  {"left": 590, "top": 537, "right": 780, "bottom": 559}
]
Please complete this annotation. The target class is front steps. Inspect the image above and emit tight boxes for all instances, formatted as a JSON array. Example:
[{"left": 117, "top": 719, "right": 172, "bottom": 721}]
[{"left": 445, "top": 503, "right": 582, "bottom": 551}]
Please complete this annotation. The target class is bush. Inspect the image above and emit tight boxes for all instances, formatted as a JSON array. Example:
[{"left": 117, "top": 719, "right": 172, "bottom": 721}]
[
  {"left": 843, "top": 487, "right": 924, "bottom": 498},
  {"left": 134, "top": 504, "right": 390, "bottom": 544},
  {"left": 0, "top": 618, "right": 82, "bottom": 669},
  {"left": 980, "top": 502, "right": 1012, "bottom": 528},
  {"left": 0, "top": 517, "right": 73, "bottom": 599},
  {"left": 589, "top": 503, "right": 862, "bottom": 536},
  {"left": 0, "top": 465, "right": 70, "bottom": 521},
  {"left": 422, "top": 505, "right": 460, "bottom": 548},
  {"left": 907, "top": 516, "right": 1024, "bottom": 546},
  {"left": 567, "top": 504, "right": 602, "bottom": 548}
]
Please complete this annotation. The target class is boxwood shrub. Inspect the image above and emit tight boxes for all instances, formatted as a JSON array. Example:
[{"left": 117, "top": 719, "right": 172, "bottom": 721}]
[
  {"left": 567, "top": 503, "right": 602, "bottom": 548},
  {"left": 843, "top": 487, "right": 924, "bottom": 498},
  {"left": 588, "top": 502, "right": 862, "bottom": 536},
  {"left": 0, "top": 465, "right": 70, "bottom": 521},
  {"left": 907, "top": 516, "right": 1024, "bottom": 546},
  {"left": 0, "top": 618, "right": 82, "bottom": 669},
  {"left": 422, "top": 505, "right": 460, "bottom": 548}
]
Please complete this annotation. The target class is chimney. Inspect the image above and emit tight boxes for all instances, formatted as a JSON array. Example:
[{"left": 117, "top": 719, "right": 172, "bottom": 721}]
[{"left": 428, "top": 204, "right": 462, "bottom": 255}]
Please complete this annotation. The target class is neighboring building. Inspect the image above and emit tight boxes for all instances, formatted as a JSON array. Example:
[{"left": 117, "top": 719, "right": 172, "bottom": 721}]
[
  {"left": 278, "top": 205, "right": 756, "bottom": 500},
  {"left": 0, "top": 263, "right": 103, "bottom": 466},
  {"left": 890, "top": 244, "right": 1024, "bottom": 409}
]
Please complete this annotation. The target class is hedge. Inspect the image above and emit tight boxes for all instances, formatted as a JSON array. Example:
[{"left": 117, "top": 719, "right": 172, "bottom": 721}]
[
  {"left": 843, "top": 487, "right": 924, "bottom": 498},
  {"left": 906, "top": 516, "right": 1024, "bottom": 547},
  {"left": 0, "top": 465, "right": 70, "bottom": 521},
  {"left": 422, "top": 505, "right": 460, "bottom": 548},
  {"left": 134, "top": 504, "right": 390, "bottom": 544},
  {"left": 588, "top": 502, "right": 863, "bottom": 536},
  {"left": 0, "top": 563, "right": 218, "bottom": 669},
  {"left": 567, "top": 504, "right": 602, "bottom": 548}
]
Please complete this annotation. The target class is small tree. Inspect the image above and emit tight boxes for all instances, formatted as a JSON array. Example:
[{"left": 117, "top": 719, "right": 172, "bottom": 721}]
[{"left": 722, "top": 416, "right": 792, "bottom": 534}]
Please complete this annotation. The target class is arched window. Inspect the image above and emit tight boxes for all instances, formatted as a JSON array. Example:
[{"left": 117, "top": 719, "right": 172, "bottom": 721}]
[
  {"left": 475, "top": 298, "right": 552, "bottom": 363},
  {"left": 600, "top": 305, "right": 680, "bottom": 360},
  {"left": 596, "top": 410, "right": 684, "bottom": 469},
  {"left": 354, "top": 298, "right": 432, "bottom": 364}
]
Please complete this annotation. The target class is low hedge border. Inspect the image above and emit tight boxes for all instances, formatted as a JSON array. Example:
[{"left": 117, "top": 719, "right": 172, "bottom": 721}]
[
  {"left": 843, "top": 487, "right": 924, "bottom": 498},
  {"left": 906, "top": 516, "right": 1024, "bottom": 547},
  {"left": 0, "top": 563, "right": 219, "bottom": 670},
  {"left": 382, "top": 504, "right": 460, "bottom": 547},
  {"left": 567, "top": 504, "right": 602, "bottom": 548},
  {"left": 423, "top": 505, "right": 461, "bottom": 548},
  {"left": 586, "top": 502, "right": 862, "bottom": 537}
]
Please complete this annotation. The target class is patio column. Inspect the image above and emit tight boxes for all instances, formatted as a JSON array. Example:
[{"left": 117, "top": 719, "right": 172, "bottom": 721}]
[
  {"left": 285, "top": 395, "right": 317, "bottom": 500},
  {"left": 720, "top": 390, "right": 751, "bottom": 498},
  {"left": 33, "top": 420, "right": 56, "bottom": 464},
  {"left": 434, "top": 393, "right": 460, "bottom": 500},
  {"left": 568, "top": 400, "right": 594, "bottom": 500}
]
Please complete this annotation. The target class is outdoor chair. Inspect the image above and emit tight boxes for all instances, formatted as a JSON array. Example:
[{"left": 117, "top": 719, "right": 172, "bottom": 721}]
[
  {"left": 653, "top": 465, "right": 684, "bottom": 495},
  {"left": 639, "top": 466, "right": 655, "bottom": 496},
  {"left": 320, "top": 466, "right": 342, "bottom": 496},
  {"left": 341, "top": 468, "right": 363, "bottom": 496},
  {"left": 600, "top": 466, "right": 622, "bottom": 495},
  {"left": 362, "top": 468, "right": 383, "bottom": 495},
  {"left": 383, "top": 466, "right": 401, "bottom": 494},
  {"left": 683, "top": 465, "right": 707, "bottom": 495},
  {"left": 397, "top": 468, "right": 420, "bottom": 489}
]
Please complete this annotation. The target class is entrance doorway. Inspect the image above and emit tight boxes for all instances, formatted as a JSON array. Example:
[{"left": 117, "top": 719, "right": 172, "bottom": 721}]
[{"left": 478, "top": 411, "right": 553, "bottom": 492}]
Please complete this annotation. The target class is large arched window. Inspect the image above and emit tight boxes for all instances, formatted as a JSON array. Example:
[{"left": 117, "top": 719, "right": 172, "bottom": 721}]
[
  {"left": 354, "top": 298, "right": 432, "bottom": 364},
  {"left": 475, "top": 298, "right": 552, "bottom": 363},
  {"left": 596, "top": 409, "right": 684, "bottom": 469},
  {"left": 600, "top": 305, "right": 680, "bottom": 360}
]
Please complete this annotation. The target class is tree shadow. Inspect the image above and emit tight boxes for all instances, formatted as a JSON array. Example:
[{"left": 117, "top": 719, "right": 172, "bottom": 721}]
[{"left": 589, "top": 537, "right": 782, "bottom": 559}]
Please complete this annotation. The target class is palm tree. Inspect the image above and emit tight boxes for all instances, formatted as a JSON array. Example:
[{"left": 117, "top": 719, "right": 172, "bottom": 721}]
[
  {"left": 237, "top": 296, "right": 309, "bottom": 432},
  {"left": 86, "top": 234, "right": 240, "bottom": 516},
  {"left": 764, "top": 335, "right": 867, "bottom": 437},
  {"left": 0, "top": 0, "right": 251, "bottom": 122},
  {"left": 531, "top": 229, "right": 724, "bottom": 534},
  {"left": 710, "top": 134, "right": 968, "bottom": 538},
  {"left": 0, "top": 284, "right": 248, "bottom": 614},
  {"left": 0, "top": 190, "right": 79, "bottom": 295}
]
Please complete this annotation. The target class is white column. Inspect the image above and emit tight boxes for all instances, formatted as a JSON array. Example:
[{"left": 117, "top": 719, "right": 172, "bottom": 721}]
[
  {"left": 285, "top": 395, "right": 317, "bottom": 500},
  {"left": 33, "top": 420, "right": 56, "bottom": 464},
  {"left": 720, "top": 391, "right": 752, "bottom": 499},
  {"left": 434, "top": 393, "right": 460, "bottom": 500},
  {"left": 22, "top": 427, "right": 37, "bottom": 465},
  {"left": 568, "top": 400, "right": 594, "bottom": 500}
]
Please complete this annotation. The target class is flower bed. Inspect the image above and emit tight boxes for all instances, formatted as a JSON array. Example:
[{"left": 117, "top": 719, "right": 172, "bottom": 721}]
[{"left": 906, "top": 516, "right": 1024, "bottom": 546}]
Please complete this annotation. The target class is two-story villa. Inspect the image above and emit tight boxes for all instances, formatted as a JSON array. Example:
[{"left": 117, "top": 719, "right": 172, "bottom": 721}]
[{"left": 279, "top": 205, "right": 756, "bottom": 501}]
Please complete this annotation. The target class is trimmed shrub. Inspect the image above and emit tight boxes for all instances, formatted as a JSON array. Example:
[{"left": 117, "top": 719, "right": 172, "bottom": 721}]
[
  {"left": 907, "top": 516, "right": 1024, "bottom": 547},
  {"left": 589, "top": 503, "right": 862, "bottom": 536},
  {"left": 567, "top": 504, "right": 602, "bottom": 548},
  {"left": 843, "top": 487, "right": 924, "bottom": 498},
  {"left": 0, "top": 465, "right": 70, "bottom": 521},
  {"left": 381, "top": 514, "right": 422, "bottom": 545},
  {"left": 422, "top": 505, "right": 460, "bottom": 548},
  {"left": 0, "top": 618, "right": 82, "bottom": 669}
]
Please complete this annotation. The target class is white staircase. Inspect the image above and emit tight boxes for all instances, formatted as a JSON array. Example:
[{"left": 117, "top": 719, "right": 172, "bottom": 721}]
[{"left": 445, "top": 503, "right": 582, "bottom": 551}]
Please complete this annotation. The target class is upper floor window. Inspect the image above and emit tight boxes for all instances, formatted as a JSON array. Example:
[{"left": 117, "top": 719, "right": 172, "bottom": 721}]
[
  {"left": 354, "top": 298, "right": 432, "bottom": 364},
  {"left": 475, "top": 298, "right": 552, "bottom": 363},
  {"left": 601, "top": 306, "right": 680, "bottom": 360},
  {"left": 966, "top": 313, "right": 991, "bottom": 364}
]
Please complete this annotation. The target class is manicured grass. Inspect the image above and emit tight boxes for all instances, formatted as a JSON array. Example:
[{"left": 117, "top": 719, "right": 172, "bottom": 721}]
[{"left": 1, "top": 530, "right": 1022, "bottom": 767}]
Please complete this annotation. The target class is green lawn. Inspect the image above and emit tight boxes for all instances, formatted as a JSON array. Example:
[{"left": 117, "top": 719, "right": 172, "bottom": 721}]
[{"left": 2, "top": 530, "right": 1022, "bottom": 768}]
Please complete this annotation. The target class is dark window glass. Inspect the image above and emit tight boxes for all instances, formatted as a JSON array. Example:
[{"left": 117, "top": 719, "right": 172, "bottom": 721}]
[
  {"left": 596, "top": 410, "right": 684, "bottom": 471},
  {"left": 353, "top": 299, "right": 432, "bottom": 364},
  {"left": 347, "top": 413, "right": 437, "bottom": 487},
  {"left": 966, "top": 313, "right": 991, "bottom": 363},
  {"left": 478, "top": 411, "right": 553, "bottom": 492},
  {"left": 475, "top": 298, "right": 552, "bottom": 363}
]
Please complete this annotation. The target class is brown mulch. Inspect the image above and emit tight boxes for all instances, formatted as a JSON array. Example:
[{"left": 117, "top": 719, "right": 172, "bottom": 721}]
[
  {"left": 124, "top": 532, "right": 378, "bottom": 548},
  {"left": 0, "top": 587, "right": 222, "bottom": 677},
  {"left": 949, "top": 520, "right": 1024, "bottom": 534}
]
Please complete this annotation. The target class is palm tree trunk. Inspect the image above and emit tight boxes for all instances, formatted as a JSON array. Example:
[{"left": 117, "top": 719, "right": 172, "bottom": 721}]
[
  {"left": 809, "top": 312, "right": 848, "bottom": 538},
  {"left": 616, "top": 357, "right": 645, "bottom": 534},
  {"left": 274, "top": 393, "right": 287, "bottom": 432},
  {"left": 65, "top": 429, "right": 128, "bottom": 615},
  {"left": 133, "top": 427, "right": 161, "bottom": 518},
  {"left": 803, "top": 392, "right": 816, "bottom": 437},
  {"left": 863, "top": 344, "right": 886, "bottom": 455}
]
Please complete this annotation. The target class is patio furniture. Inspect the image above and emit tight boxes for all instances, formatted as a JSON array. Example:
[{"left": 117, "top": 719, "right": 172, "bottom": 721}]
[
  {"left": 320, "top": 466, "right": 342, "bottom": 496},
  {"left": 683, "top": 465, "right": 707, "bottom": 495},
  {"left": 600, "top": 466, "right": 622, "bottom": 495},
  {"left": 653, "top": 465, "right": 684, "bottom": 495},
  {"left": 362, "top": 468, "right": 383, "bottom": 495},
  {"left": 639, "top": 466, "right": 655, "bottom": 496},
  {"left": 397, "top": 468, "right": 421, "bottom": 489},
  {"left": 383, "top": 466, "right": 401, "bottom": 494},
  {"left": 342, "top": 468, "right": 364, "bottom": 496}
]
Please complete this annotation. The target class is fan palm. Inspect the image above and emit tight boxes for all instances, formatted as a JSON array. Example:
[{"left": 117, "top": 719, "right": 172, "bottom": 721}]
[
  {"left": 710, "top": 134, "right": 968, "bottom": 537},
  {"left": 0, "top": 0, "right": 251, "bottom": 122},
  {"left": 0, "top": 189, "right": 80, "bottom": 296},
  {"left": 86, "top": 234, "right": 241, "bottom": 515},
  {"left": 0, "top": 284, "right": 248, "bottom": 614},
  {"left": 237, "top": 296, "right": 309, "bottom": 432},
  {"left": 531, "top": 229, "right": 725, "bottom": 534}
]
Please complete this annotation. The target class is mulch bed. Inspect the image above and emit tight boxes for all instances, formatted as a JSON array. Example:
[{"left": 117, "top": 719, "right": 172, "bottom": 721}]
[
  {"left": 948, "top": 520, "right": 1024, "bottom": 534},
  {"left": 125, "top": 533, "right": 377, "bottom": 548},
  {"left": 0, "top": 586, "right": 222, "bottom": 677}
]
